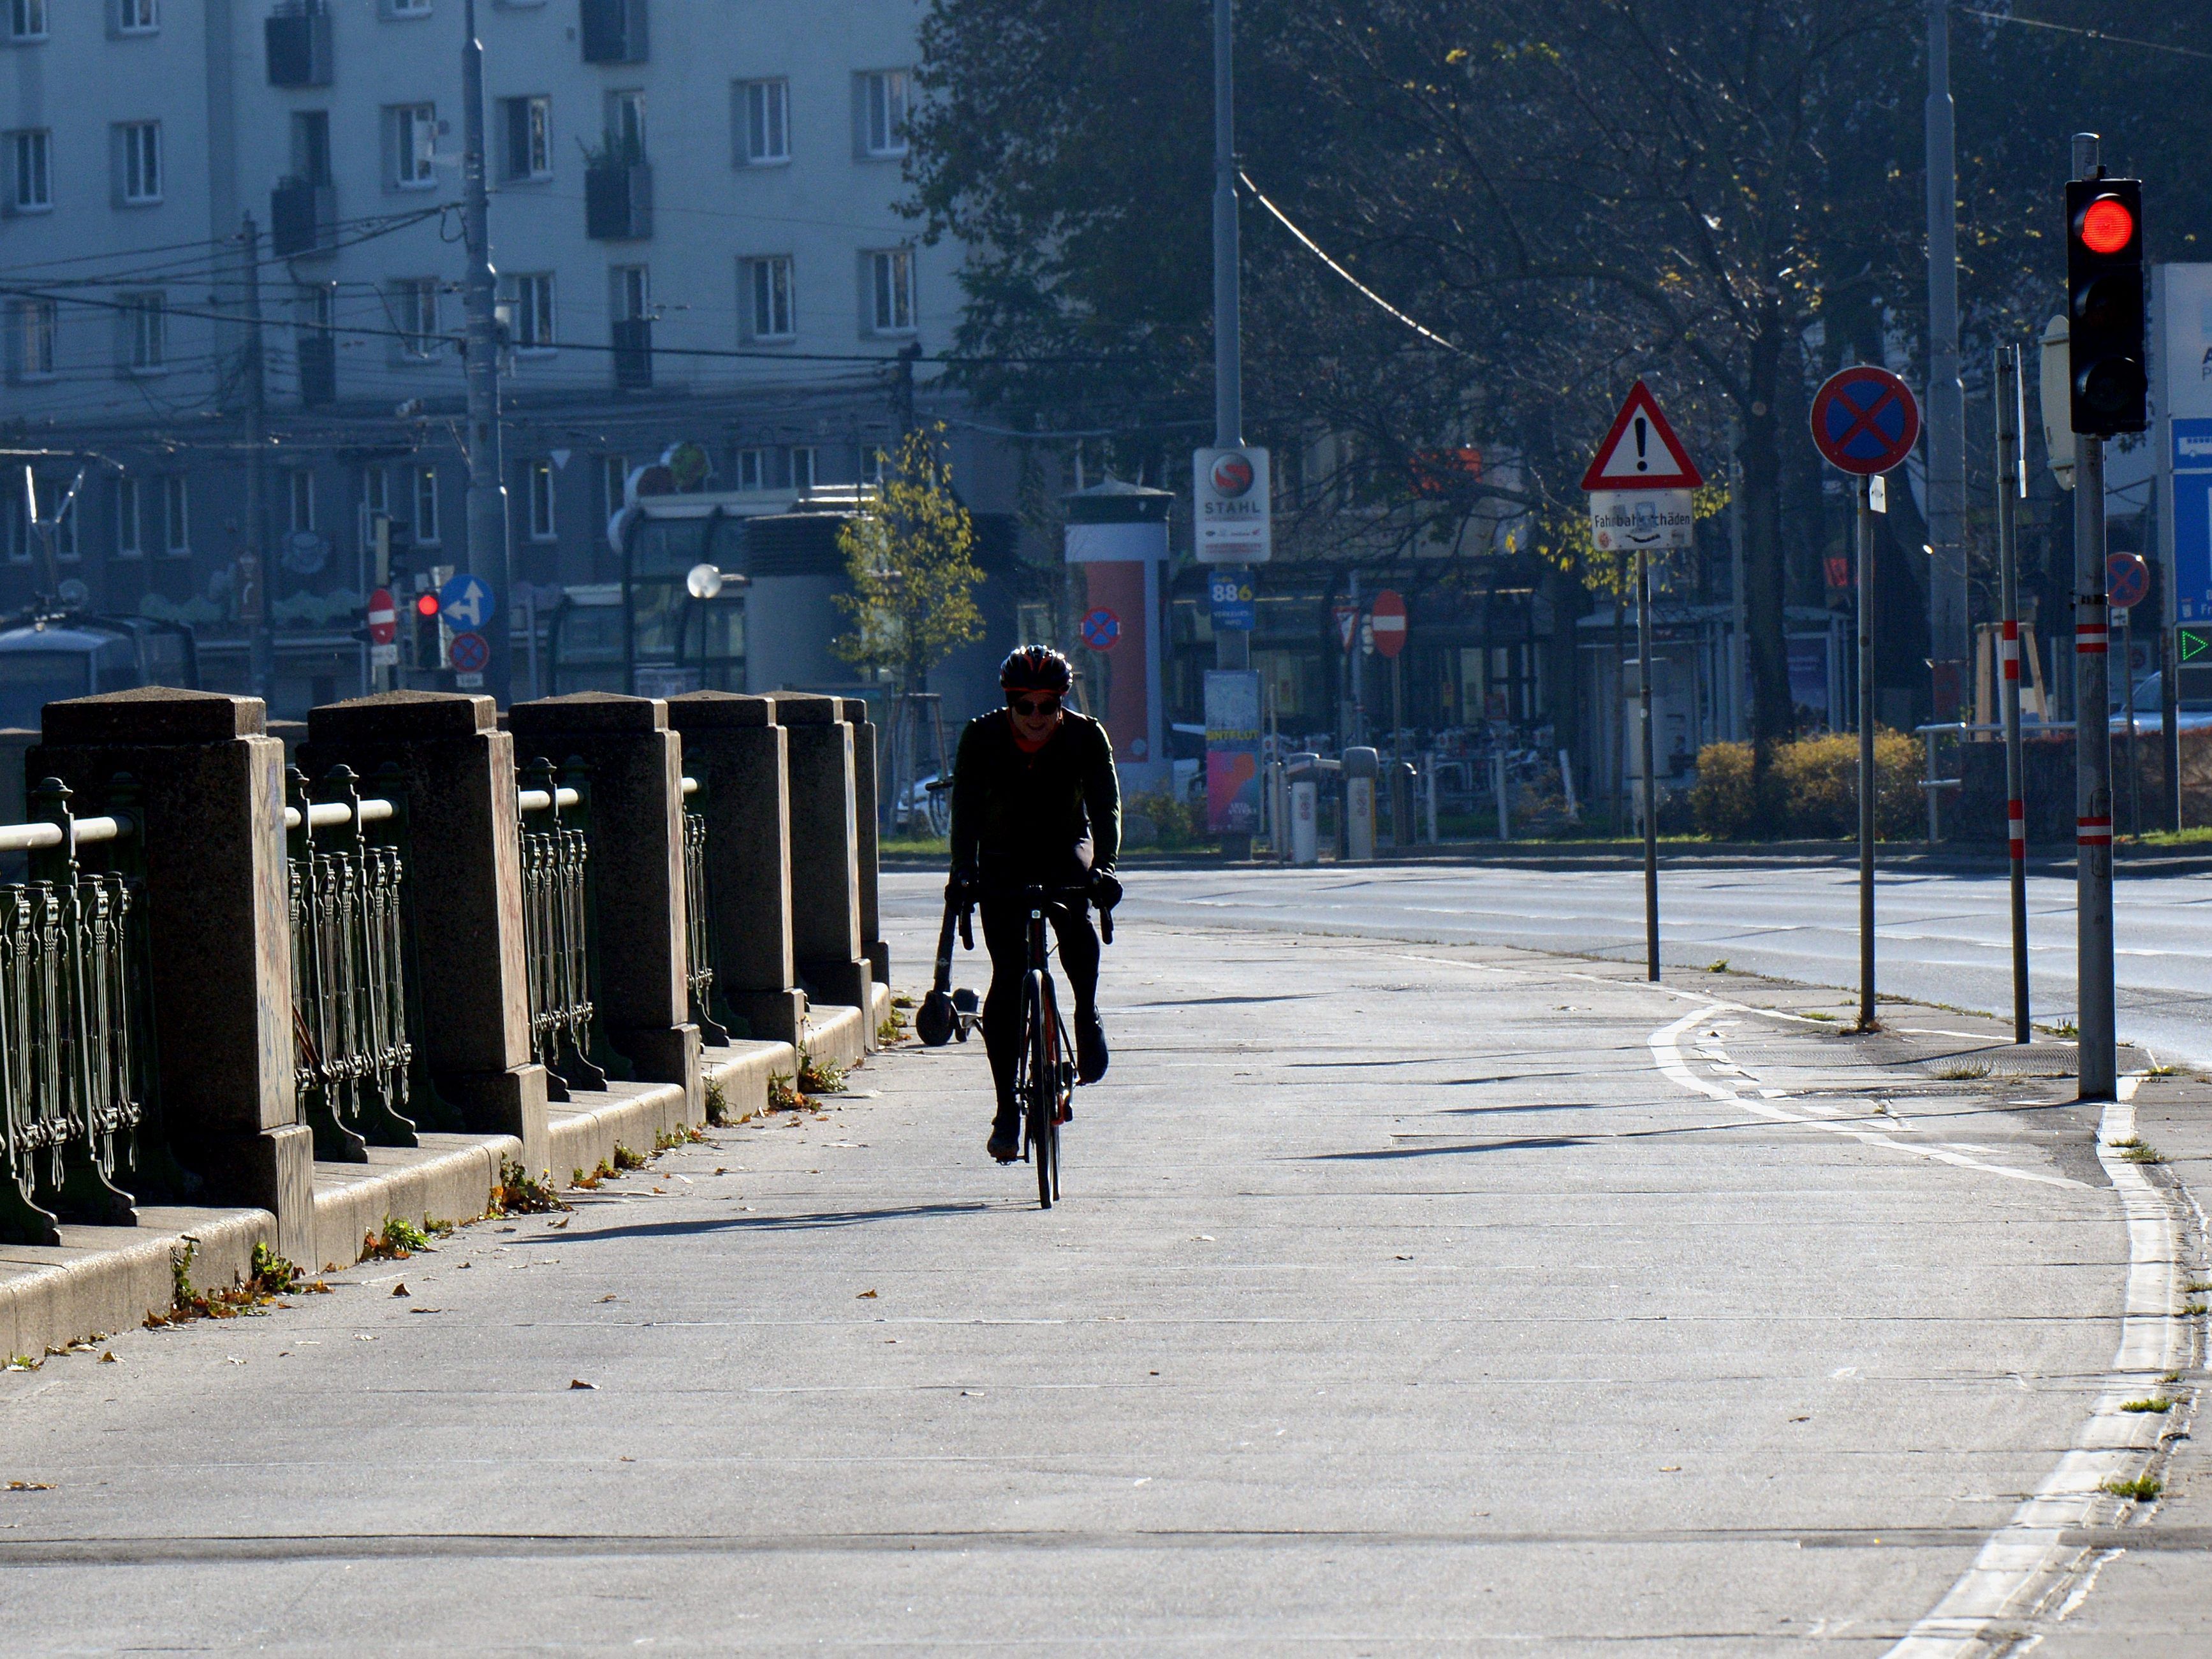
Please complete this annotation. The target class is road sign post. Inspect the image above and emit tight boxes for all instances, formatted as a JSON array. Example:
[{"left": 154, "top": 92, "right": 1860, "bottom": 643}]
[
  {"left": 1995, "top": 345, "right": 2032, "bottom": 1043},
  {"left": 1812, "top": 363, "right": 1923, "bottom": 1032},
  {"left": 2110, "top": 551, "right": 2149, "bottom": 839},
  {"left": 1581, "top": 380, "right": 1703, "bottom": 983}
]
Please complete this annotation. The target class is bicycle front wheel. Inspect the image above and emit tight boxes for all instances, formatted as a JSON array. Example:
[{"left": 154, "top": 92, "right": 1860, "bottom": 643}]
[{"left": 1024, "top": 969, "right": 1055, "bottom": 1210}]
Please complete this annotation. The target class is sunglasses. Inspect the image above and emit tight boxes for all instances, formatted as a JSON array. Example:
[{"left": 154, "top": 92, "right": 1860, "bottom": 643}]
[{"left": 1009, "top": 695, "right": 1062, "bottom": 717}]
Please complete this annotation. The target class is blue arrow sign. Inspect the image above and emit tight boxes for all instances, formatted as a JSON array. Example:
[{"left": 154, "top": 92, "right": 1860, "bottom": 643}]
[{"left": 437, "top": 572, "right": 496, "bottom": 631}]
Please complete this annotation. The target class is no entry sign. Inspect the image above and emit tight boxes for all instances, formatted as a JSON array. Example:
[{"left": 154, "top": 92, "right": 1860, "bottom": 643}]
[
  {"left": 365, "top": 588, "right": 397, "bottom": 646},
  {"left": 1811, "top": 366, "right": 1922, "bottom": 476},
  {"left": 1370, "top": 589, "right": 1407, "bottom": 658}
]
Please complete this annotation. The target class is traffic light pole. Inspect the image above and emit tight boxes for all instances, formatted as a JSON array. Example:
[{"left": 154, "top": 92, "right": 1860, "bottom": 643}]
[
  {"left": 462, "top": 0, "right": 513, "bottom": 705},
  {"left": 2071, "top": 133, "right": 2118, "bottom": 1100},
  {"left": 1995, "top": 346, "right": 2030, "bottom": 1043},
  {"left": 1856, "top": 476, "right": 1877, "bottom": 1031},
  {"left": 1211, "top": 0, "right": 1252, "bottom": 858}
]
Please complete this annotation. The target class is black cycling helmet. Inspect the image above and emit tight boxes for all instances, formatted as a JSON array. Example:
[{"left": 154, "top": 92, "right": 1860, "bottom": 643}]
[{"left": 999, "top": 645, "right": 1073, "bottom": 695}]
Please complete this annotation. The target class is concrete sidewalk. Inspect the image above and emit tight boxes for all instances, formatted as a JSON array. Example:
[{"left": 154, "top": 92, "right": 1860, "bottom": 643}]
[{"left": 0, "top": 891, "right": 2198, "bottom": 1653}]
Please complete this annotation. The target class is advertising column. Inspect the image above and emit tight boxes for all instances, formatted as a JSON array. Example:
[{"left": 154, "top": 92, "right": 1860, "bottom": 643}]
[{"left": 1064, "top": 479, "right": 1175, "bottom": 793}]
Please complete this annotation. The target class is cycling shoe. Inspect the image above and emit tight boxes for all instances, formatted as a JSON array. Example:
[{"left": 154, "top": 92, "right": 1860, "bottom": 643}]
[{"left": 1076, "top": 1011, "right": 1108, "bottom": 1085}]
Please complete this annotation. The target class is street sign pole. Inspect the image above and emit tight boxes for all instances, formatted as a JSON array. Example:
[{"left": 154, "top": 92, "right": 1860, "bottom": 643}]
[
  {"left": 1637, "top": 547, "right": 1659, "bottom": 981},
  {"left": 1995, "top": 345, "right": 2030, "bottom": 1042},
  {"left": 2073, "top": 133, "right": 2118, "bottom": 1102},
  {"left": 1857, "top": 475, "right": 1877, "bottom": 1030}
]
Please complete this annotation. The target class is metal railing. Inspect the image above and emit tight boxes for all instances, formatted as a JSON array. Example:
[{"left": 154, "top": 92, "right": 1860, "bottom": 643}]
[
  {"left": 517, "top": 759, "right": 604, "bottom": 1095},
  {"left": 680, "top": 775, "right": 729, "bottom": 1045},
  {"left": 286, "top": 766, "right": 418, "bottom": 1160},
  {"left": 0, "top": 778, "right": 147, "bottom": 1246}
]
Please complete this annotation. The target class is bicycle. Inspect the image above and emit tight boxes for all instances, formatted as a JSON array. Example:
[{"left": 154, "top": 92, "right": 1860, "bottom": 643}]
[{"left": 935, "top": 878, "right": 1113, "bottom": 1210}]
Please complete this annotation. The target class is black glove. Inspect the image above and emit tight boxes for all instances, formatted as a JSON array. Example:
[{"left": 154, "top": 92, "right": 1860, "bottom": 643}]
[
  {"left": 948, "top": 867, "right": 981, "bottom": 907},
  {"left": 1088, "top": 867, "right": 1123, "bottom": 911}
]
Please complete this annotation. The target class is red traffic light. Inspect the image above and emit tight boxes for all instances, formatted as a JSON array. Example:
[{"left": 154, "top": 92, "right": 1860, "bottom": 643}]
[
  {"left": 2078, "top": 195, "right": 2135, "bottom": 256},
  {"left": 415, "top": 592, "right": 440, "bottom": 617}
]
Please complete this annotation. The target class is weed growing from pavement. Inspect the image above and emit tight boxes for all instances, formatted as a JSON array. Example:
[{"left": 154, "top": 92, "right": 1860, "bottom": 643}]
[
  {"left": 1934, "top": 1061, "right": 1994, "bottom": 1080},
  {"left": 2148, "top": 1064, "right": 2188, "bottom": 1078},
  {"left": 2107, "top": 1138, "right": 2166, "bottom": 1165},
  {"left": 1705, "top": 960, "right": 1729, "bottom": 974},
  {"left": 2102, "top": 1475, "right": 2164, "bottom": 1502},
  {"left": 2121, "top": 1398, "right": 2174, "bottom": 1414},
  {"left": 767, "top": 1071, "right": 802, "bottom": 1112},
  {"left": 798, "top": 1049, "right": 847, "bottom": 1094},
  {"left": 571, "top": 1157, "right": 619, "bottom": 1189},
  {"left": 492, "top": 1158, "right": 567, "bottom": 1215},
  {"left": 704, "top": 1078, "right": 731, "bottom": 1127},
  {"left": 152, "top": 1238, "right": 326, "bottom": 1325},
  {"left": 612, "top": 1143, "right": 647, "bottom": 1171},
  {"left": 2039, "top": 1020, "right": 2079, "bottom": 1039},
  {"left": 360, "top": 1217, "right": 437, "bottom": 1261},
  {"left": 655, "top": 1124, "right": 707, "bottom": 1152},
  {"left": 2186, "top": 1283, "right": 2212, "bottom": 1297},
  {"left": 1802, "top": 1011, "right": 1835, "bottom": 1023}
]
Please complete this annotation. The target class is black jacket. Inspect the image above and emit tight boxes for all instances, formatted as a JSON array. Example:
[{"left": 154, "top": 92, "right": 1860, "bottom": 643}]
[{"left": 949, "top": 708, "right": 1120, "bottom": 881}]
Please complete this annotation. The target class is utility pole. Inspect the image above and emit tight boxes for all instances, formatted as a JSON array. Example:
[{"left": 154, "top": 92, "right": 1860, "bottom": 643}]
[
  {"left": 462, "top": 0, "right": 513, "bottom": 703},
  {"left": 1211, "top": 0, "right": 1252, "bottom": 858},
  {"left": 1995, "top": 346, "right": 2030, "bottom": 1042},
  {"left": 242, "top": 213, "right": 274, "bottom": 706},
  {"left": 1924, "top": 0, "right": 1968, "bottom": 720},
  {"left": 2072, "top": 133, "right": 2118, "bottom": 1101}
]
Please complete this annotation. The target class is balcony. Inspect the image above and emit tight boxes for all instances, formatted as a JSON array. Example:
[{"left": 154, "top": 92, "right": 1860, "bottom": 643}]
[
  {"left": 612, "top": 318, "right": 652, "bottom": 390},
  {"left": 579, "top": 0, "right": 647, "bottom": 63},
  {"left": 270, "top": 179, "right": 336, "bottom": 258},
  {"left": 584, "top": 159, "right": 652, "bottom": 240},
  {"left": 297, "top": 333, "right": 336, "bottom": 406},
  {"left": 265, "top": 2, "right": 333, "bottom": 87}
]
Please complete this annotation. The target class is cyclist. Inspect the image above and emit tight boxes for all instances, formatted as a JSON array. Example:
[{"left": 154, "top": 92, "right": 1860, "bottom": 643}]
[{"left": 949, "top": 645, "right": 1122, "bottom": 1163}]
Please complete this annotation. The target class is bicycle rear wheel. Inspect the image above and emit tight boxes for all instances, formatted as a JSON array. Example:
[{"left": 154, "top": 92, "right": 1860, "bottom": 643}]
[{"left": 1023, "top": 970, "right": 1055, "bottom": 1209}]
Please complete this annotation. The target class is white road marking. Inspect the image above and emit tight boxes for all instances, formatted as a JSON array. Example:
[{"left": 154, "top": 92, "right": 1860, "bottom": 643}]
[
  {"left": 1648, "top": 1006, "right": 2086, "bottom": 1190},
  {"left": 1882, "top": 1093, "right": 2183, "bottom": 1657}
]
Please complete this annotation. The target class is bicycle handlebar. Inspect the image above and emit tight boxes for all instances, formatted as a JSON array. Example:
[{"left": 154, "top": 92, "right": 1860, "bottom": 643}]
[{"left": 952, "top": 880, "right": 1117, "bottom": 946}]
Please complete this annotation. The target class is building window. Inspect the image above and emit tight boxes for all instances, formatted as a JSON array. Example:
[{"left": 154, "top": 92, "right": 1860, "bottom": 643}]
[
  {"left": 742, "top": 256, "right": 794, "bottom": 342},
  {"left": 35, "top": 479, "right": 77, "bottom": 561},
  {"left": 162, "top": 475, "right": 188, "bottom": 555},
  {"left": 117, "top": 121, "right": 163, "bottom": 205},
  {"left": 392, "top": 104, "right": 437, "bottom": 189},
  {"left": 612, "top": 264, "right": 649, "bottom": 323},
  {"left": 867, "top": 248, "right": 915, "bottom": 335},
  {"left": 789, "top": 446, "right": 817, "bottom": 493},
  {"left": 527, "top": 460, "right": 555, "bottom": 541},
  {"left": 8, "top": 129, "right": 50, "bottom": 212},
  {"left": 735, "top": 448, "right": 767, "bottom": 491},
  {"left": 7, "top": 297, "right": 54, "bottom": 380},
  {"left": 289, "top": 469, "right": 315, "bottom": 535},
  {"left": 115, "top": 477, "right": 143, "bottom": 558},
  {"left": 604, "top": 89, "right": 646, "bottom": 162},
  {"left": 119, "top": 292, "right": 166, "bottom": 372},
  {"left": 112, "top": 0, "right": 158, "bottom": 33},
  {"left": 602, "top": 454, "right": 627, "bottom": 511},
  {"left": 502, "top": 95, "right": 551, "bottom": 182},
  {"left": 392, "top": 278, "right": 441, "bottom": 358},
  {"left": 413, "top": 465, "right": 440, "bottom": 544},
  {"left": 292, "top": 110, "right": 332, "bottom": 186},
  {"left": 360, "top": 464, "right": 390, "bottom": 548},
  {"left": 383, "top": 0, "right": 432, "bottom": 17},
  {"left": 738, "top": 78, "right": 788, "bottom": 165},
  {"left": 859, "top": 71, "right": 909, "bottom": 157},
  {"left": 508, "top": 272, "right": 554, "bottom": 351},
  {"left": 7, "top": 0, "right": 48, "bottom": 43}
]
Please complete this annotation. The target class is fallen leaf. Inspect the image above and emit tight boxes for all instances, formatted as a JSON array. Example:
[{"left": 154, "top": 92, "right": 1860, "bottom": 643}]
[
  {"left": 1195, "top": 1236, "right": 1214, "bottom": 1243},
  {"left": 1394, "top": 1255, "right": 1414, "bottom": 1261},
  {"left": 1789, "top": 1415, "right": 1811, "bottom": 1423},
  {"left": 5, "top": 1481, "right": 54, "bottom": 1492},
  {"left": 407, "top": 1308, "right": 442, "bottom": 1315},
  {"left": 1660, "top": 1466, "right": 1681, "bottom": 1473},
  {"left": 354, "top": 1334, "right": 376, "bottom": 1342},
  {"left": 97, "top": 1352, "right": 117, "bottom": 1365},
  {"left": 598, "top": 1293, "right": 619, "bottom": 1303},
  {"left": 856, "top": 1289, "right": 879, "bottom": 1300},
  {"left": 569, "top": 1378, "right": 597, "bottom": 1391},
  {"left": 391, "top": 1283, "right": 409, "bottom": 1298},
  {"left": 546, "top": 1218, "right": 571, "bottom": 1230}
]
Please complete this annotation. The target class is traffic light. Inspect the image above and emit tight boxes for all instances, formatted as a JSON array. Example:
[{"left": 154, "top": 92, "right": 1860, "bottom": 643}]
[{"left": 2066, "top": 176, "right": 2147, "bottom": 437}]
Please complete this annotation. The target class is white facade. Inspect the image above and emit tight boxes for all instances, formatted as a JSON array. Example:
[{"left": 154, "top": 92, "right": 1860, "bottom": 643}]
[{"left": 0, "top": 0, "right": 1014, "bottom": 715}]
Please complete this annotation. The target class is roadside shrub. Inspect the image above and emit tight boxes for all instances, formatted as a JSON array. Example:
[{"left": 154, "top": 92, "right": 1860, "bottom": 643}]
[
  {"left": 1690, "top": 730, "right": 1921, "bottom": 840},
  {"left": 1124, "top": 788, "right": 1208, "bottom": 850}
]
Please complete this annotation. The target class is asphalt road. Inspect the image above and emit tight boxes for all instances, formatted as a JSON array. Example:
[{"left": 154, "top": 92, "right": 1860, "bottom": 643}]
[
  {"left": 0, "top": 881, "right": 2192, "bottom": 1652},
  {"left": 1095, "top": 861, "right": 2212, "bottom": 1071}
]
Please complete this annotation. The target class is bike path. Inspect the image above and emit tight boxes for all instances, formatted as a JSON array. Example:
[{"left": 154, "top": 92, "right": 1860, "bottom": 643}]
[{"left": 0, "top": 874, "right": 2189, "bottom": 1653}]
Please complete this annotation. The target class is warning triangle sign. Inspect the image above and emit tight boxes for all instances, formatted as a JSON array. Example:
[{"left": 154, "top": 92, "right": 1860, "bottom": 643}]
[{"left": 1580, "top": 380, "right": 1704, "bottom": 492}]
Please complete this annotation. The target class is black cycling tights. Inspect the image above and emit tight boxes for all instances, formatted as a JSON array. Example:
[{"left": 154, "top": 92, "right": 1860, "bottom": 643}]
[{"left": 978, "top": 897, "right": 1099, "bottom": 1122}]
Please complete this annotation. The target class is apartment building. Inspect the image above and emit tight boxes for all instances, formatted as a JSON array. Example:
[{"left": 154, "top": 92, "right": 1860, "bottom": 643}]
[{"left": 0, "top": 0, "right": 1016, "bottom": 714}]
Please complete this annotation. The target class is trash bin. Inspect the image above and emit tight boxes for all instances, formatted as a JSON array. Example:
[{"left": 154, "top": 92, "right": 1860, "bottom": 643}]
[{"left": 1342, "top": 747, "right": 1379, "bottom": 861}]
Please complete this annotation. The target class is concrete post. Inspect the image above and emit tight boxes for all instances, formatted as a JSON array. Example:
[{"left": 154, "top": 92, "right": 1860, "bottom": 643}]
[
  {"left": 665, "top": 692, "right": 805, "bottom": 1047},
  {"left": 840, "top": 696, "right": 888, "bottom": 984},
  {"left": 298, "top": 691, "right": 548, "bottom": 1169},
  {"left": 509, "top": 693, "right": 699, "bottom": 1110},
  {"left": 773, "top": 694, "right": 870, "bottom": 1011},
  {"left": 32, "top": 689, "right": 315, "bottom": 1265}
]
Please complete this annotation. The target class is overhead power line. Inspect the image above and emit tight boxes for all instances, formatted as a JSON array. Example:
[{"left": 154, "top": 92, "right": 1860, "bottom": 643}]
[
  {"left": 1954, "top": 6, "right": 2212, "bottom": 62},
  {"left": 1238, "top": 168, "right": 1471, "bottom": 359}
]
